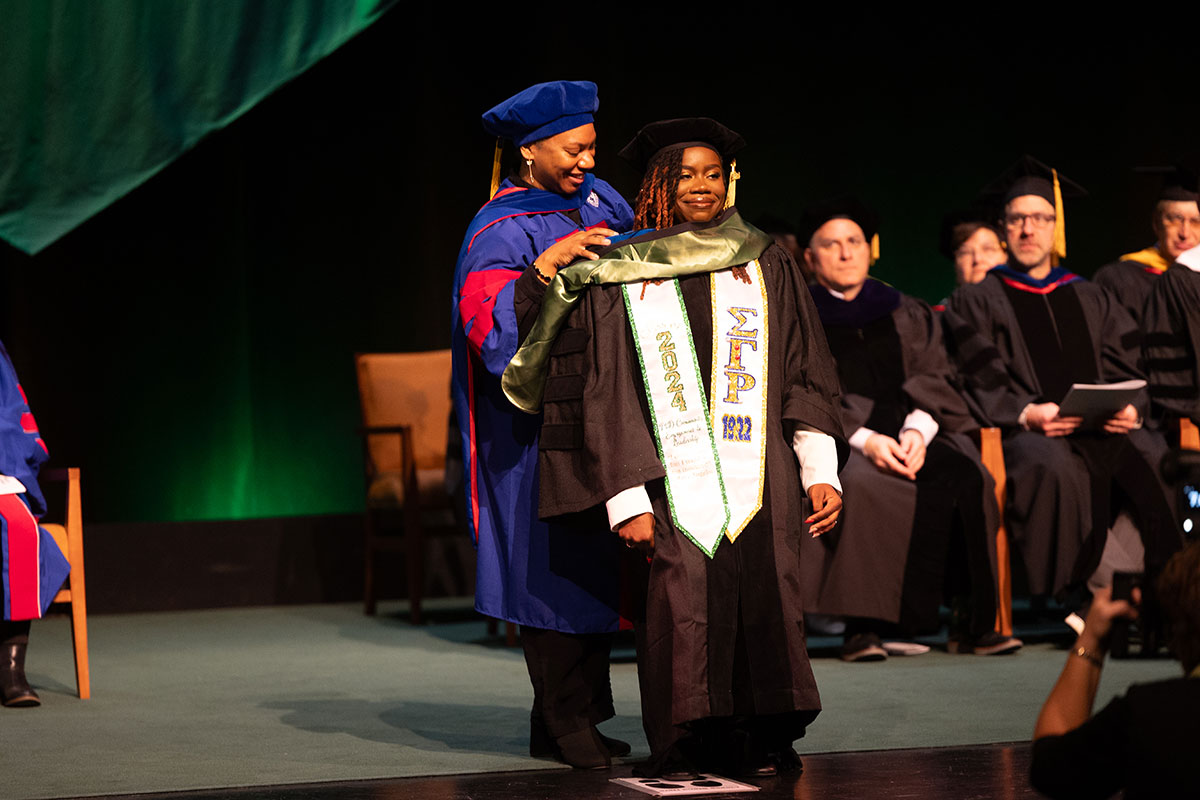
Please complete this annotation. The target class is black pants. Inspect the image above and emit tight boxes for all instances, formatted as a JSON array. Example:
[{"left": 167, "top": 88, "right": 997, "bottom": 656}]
[
  {"left": 0, "top": 620, "right": 30, "bottom": 646},
  {"left": 520, "top": 626, "right": 614, "bottom": 738}
]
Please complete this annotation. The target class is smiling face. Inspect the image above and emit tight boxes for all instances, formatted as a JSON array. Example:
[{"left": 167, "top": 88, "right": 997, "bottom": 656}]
[
  {"left": 520, "top": 123, "right": 596, "bottom": 195},
  {"left": 673, "top": 146, "right": 726, "bottom": 224},
  {"left": 1153, "top": 200, "right": 1200, "bottom": 260},
  {"left": 954, "top": 225, "right": 1007, "bottom": 285},
  {"left": 804, "top": 217, "right": 871, "bottom": 297},
  {"left": 1003, "top": 194, "right": 1056, "bottom": 273}
]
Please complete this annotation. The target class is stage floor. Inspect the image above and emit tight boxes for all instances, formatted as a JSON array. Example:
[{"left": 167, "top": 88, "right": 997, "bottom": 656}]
[
  {"left": 66, "top": 743, "right": 1039, "bottom": 800},
  {"left": 9, "top": 599, "right": 1176, "bottom": 799}
]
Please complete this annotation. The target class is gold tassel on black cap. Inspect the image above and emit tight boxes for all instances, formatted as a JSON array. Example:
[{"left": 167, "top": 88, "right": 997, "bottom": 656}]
[
  {"left": 1050, "top": 168, "right": 1066, "bottom": 266},
  {"left": 723, "top": 159, "right": 740, "bottom": 209},
  {"left": 488, "top": 138, "right": 503, "bottom": 200}
]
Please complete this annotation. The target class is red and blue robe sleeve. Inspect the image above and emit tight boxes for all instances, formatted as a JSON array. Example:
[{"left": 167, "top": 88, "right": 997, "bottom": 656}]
[
  {"left": 455, "top": 218, "right": 537, "bottom": 377},
  {"left": 0, "top": 342, "right": 69, "bottom": 620}
]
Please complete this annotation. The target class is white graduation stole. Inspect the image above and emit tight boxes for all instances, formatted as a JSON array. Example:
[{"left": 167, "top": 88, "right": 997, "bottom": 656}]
[{"left": 622, "top": 262, "right": 769, "bottom": 556}]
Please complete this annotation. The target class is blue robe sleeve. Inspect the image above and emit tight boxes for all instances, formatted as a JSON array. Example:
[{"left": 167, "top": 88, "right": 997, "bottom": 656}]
[
  {"left": 0, "top": 343, "right": 49, "bottom": 516},
  {"left": 455, "top": 218, "right": 540, "bottom": 378}
]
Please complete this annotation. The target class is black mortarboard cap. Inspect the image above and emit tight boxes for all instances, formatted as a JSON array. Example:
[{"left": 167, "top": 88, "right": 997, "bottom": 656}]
[
  {"left": 798, "top": 196, "right": 879, "bottom": 245},
  {"left": 1153, "top": 166, "right": 1200, "bottom": 203},
  {"left": 618, "top": 117, "right": 745, "bottom": 173},
  {"left": 980, "top": 154, "right": 1087, "bottom": 206}
]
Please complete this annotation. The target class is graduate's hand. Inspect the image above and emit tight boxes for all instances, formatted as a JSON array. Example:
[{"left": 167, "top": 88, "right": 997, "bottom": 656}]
[
  {"left": 805, "top": 484, "right": 842, "bottom": 536},
  {"left": 1102, "top": 404, "right": 1140, "bottom": 435},
  {"left": 897, "top": 429, "right": 927, "bottom": 476},
  {"left": 533, "top": 227, "right": 618, "bottom": 277},
  {"left": 863, "top": 433, "right": 918, "bottom": 480},
  {"left": 617, "top": 512, "right": 655, "bottom": 553},
  {"left": 1024, "top": 402, "right": 1083, "bottom": 438}
]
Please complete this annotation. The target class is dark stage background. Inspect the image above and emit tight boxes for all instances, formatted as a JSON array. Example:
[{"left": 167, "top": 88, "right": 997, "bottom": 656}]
[{"left": 1, "top": 10, "right": 1195, "bottom": 607}]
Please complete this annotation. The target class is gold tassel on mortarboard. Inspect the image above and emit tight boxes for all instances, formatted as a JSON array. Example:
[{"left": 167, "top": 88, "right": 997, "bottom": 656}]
[
  {"left": 723, "top": 159, "right": 740, "bottom": 209},
  {"left": 488, "top": 138, "right": 503, "bottom": 200},
  {"left": 1051, "top": 167, "right": 1066, "bottom": 267},
  {"left": 870, "top": 233, "right": 880, "bottom": 266}
]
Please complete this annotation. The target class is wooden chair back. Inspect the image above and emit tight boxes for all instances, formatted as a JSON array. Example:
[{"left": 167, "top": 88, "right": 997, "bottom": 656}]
[
  {"left": 39, "top": 467, "right": 89, "bottom": 699},
  {"left": 355, "top": 351, "right": 452, "bottom": 476}
]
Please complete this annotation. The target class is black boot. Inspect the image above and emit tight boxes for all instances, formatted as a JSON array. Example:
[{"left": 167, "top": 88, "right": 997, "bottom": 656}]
[{"left": 0, "top": 642, "right": 40, "bottom": 707}]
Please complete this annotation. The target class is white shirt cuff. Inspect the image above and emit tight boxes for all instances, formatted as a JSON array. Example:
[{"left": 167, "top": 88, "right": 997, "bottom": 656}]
[
  {"left": 1018, "top": 403, "right": 1034, "bottom": 431},
  {"left": 606, "top": 485, "right": 652, "bottom": 531},
  {"left": 792, "top": 427, "right": 842, "bottom": 494},
  {"left": 848, "top": 426, "right": 876, "bottom": 453},
  {"left": 899, "top": 408, "right": 939, "bottom": 446}
]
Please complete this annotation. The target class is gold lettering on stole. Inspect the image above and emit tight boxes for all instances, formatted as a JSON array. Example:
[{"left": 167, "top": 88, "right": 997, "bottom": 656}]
[
  {"left": 656, "top": 330, "right": 687, "bottom": 412},
  {"left": 724, "top": 306, "right": 759, "bottom": 404}
]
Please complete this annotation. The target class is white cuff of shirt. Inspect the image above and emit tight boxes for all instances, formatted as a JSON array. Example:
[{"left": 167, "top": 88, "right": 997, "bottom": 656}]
[
  {"left": 899, "top": 408, "right": 939, "bottom": 446},
  {"left": 792, "top": 427, "right": 842, "bottom": 494},
  {"left": 606, "top": 485, "right": 653, "bottom": 532},
  {"left": 1018, "top": 403, "right": 1034, "bottom": 431},
  {"left": 848, "top": 426, "right": 875, "bottom": 453}
]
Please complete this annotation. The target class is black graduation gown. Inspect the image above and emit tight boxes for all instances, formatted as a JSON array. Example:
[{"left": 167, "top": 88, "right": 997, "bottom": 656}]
[
  {"left": 1142, "top": 264, "right": 1200, "bottom": 424},
  {"left": 1094, "top": 259, "right": 1161, "bottom": 324},
  {"left": 945, "top": 272, "right": 1180, "bottom": 598},
  {"left": 537, "top": 242, "right": 846, "bottom": 759},
  {"left": 801, "top": 286, "right": 999, "bottom": 635}
]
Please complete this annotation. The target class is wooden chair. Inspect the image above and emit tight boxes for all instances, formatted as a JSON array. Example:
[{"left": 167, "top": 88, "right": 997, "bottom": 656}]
[
  {"left": 40, "top": 467, "right": 89, "bottom": 699},
  {"left": 355, "top": 351, "right": 456, "bottom": 623},
  {"left": 976, "top": 427, "right": 1014, "bottom": 637},
  {"left": 1181, "top": 417, "right": 1200, "bottom": 451}
]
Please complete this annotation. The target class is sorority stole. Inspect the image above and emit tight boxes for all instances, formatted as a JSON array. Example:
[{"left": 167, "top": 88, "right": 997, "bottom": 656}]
[{"left": 623, "top": 262, "right": 769, "bottom": 557}]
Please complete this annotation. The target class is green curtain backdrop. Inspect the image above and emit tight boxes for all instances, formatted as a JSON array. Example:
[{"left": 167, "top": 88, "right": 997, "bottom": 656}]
[{"left": 0, "top": 0, "right": 396, "bottom": 255}]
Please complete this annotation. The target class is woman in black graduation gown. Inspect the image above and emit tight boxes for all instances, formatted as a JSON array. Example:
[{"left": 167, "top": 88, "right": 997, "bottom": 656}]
[{"left": 507, "top": 118, "right": 848, "bottom": 778}]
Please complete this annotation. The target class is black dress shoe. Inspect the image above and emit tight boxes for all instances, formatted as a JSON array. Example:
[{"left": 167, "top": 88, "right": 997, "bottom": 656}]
[
  {"left": 737, "top": 760, "right": 778, "bottom": 778},
  {"left": 768, "top": 746, "right": 804, "bottom": 774},
  {"left": 598, "top": 731, "right": 631, "bottom": 757},
  {"left": 555, "top": 728, "right": 610, "bottom": 770},
  {"left": 633, "top": 744, "right": 701, "bottom": 780},
  {"left": 0, "top": 643, "right": 40, "bottom": 708}
]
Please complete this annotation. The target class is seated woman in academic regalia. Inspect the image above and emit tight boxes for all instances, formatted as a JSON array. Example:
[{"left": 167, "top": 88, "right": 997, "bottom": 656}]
[
  {"left": 502, "top": 118, "right": 847, "bottom": 778},
  {"left": 941, "top": 208, "right": 1007, "bottom": 287},
  {"left": 0, "top": 340, "right": 70, "bottom": 708},
  {"left": 798, "top": 198, "right": 1021, "bottom": 662}
]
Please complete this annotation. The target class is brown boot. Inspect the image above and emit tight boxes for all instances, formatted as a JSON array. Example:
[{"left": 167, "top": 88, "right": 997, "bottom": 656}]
[{"left": 1, "top": 643, "right": 40, "bottom": 707}]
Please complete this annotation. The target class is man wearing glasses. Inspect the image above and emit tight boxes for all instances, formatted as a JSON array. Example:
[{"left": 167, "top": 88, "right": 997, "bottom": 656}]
[
  {"left": 1095, "top": 168, "right": 1200, "bottom": 323},
  {"left": 943, "top": 156, "right": 1180, "bottom": 613}
]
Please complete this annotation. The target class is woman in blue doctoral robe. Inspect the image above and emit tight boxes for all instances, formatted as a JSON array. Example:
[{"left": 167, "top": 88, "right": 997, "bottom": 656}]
[{"left": 449, "top": 80, "right": 634, "bottom": 767}]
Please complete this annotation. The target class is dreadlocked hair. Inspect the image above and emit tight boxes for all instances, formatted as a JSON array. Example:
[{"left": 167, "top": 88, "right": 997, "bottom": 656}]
[{"left": 633, "top": 148, "right": 685, "bottom": 231}]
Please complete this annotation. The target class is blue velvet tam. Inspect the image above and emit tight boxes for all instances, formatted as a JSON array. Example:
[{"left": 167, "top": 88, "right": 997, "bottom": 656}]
[{"left": 481, "top": 80, "right": 599, "bottom": 146}]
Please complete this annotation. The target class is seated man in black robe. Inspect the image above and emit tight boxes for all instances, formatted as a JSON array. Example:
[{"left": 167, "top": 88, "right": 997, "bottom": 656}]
[
  {"left": 945, "top": 156, "right": 1181, "bottom": 609},
  {"left": 1143, "top": 242, "right": 1200, "bottom": 427},
  {"left": 799, "top": 198, "right": 1019, "bottom": 661},
  {"left": 1094, "top": 167, "right": 1200, "bottom": 323}
]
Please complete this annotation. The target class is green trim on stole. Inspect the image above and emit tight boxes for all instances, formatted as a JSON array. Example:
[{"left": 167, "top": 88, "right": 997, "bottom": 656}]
[{"left": 502, "top": 210, "right": 773, "bottom": 413}]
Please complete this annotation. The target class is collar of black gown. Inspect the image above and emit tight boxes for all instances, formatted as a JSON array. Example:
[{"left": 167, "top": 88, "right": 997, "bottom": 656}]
[{"left": 809, "top": 278, "right": 901, "bottom": 327}]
